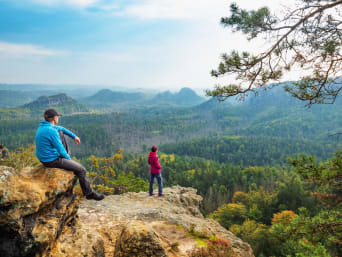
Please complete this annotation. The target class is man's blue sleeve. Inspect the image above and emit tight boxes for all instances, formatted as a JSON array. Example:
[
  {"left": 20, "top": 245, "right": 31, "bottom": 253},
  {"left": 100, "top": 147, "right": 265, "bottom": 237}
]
[
  {"left": 50, "top": 130, "right": 71, "bottom": 160},
  {"left": 55, "top": 126, "right": 76, "bottom": 139}
]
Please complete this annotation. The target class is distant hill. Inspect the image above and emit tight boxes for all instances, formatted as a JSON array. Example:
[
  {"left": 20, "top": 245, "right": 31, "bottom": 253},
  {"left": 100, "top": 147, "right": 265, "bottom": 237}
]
[
  {"left": 194, "top": 84, "right": 318, "bottom": 114},
  {"left": 80, "top": 89, "right": 147, "bottom": 108},
  {"left": 151, "top": 87, "right": 205, "bottom": 106},
  {"left": 22, "top": 93, "right": 90, "bottom": 114},
  {"left": 82, "top": 87, "right": 205, "bottom": 109},
  {"left": 0, "top": 93, "right": 91, "bottom": 120},
  {"left": 192, "top": 84, "right": 342, "bottom": 140},
  {"left": 87, "top": 89, "right": 145, "bottom": 102}
]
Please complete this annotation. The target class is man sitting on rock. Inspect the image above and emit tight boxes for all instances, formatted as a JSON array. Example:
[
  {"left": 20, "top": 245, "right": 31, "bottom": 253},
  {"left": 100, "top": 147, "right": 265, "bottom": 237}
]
[{"left": 35, "top": 109, "right": 104, "bottom": 201}]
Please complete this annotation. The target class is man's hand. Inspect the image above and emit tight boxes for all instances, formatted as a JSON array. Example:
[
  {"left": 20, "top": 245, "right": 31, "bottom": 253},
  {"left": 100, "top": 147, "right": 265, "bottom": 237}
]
[{"left": 74, "top": 136, "right": 81, "bottom": 145}]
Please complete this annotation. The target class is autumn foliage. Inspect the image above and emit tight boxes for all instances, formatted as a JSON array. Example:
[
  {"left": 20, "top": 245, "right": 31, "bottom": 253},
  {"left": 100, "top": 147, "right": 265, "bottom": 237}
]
[
  {"left": 187, "top": 238, "right": 236, "bottom": 257},
  {"left": 271, "top": 210, "right": 297, "bottom": 226}
]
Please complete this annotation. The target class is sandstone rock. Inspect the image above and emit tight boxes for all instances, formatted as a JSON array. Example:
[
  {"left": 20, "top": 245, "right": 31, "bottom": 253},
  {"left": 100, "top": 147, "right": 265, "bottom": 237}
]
[
  {"left": 0, "top": 165, "right": 76, "bottom": 223},
  {"left": 79, "top": 186, "right": 254, "bottom": 257},
  {"left": 0, "top": 165, "right": 104, "bottom": 257},
  {"left": 114, "top": 221, "right": 167, "bottom": 257},
  {"left": 48, "top": 217, "right": 105, "bottom": 257}
]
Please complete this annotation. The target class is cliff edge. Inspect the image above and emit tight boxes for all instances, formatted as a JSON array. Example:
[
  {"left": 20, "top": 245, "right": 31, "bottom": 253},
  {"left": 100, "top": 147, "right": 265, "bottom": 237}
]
[{"left": 0, "top": 165, "right": 254, "bottom": 257}]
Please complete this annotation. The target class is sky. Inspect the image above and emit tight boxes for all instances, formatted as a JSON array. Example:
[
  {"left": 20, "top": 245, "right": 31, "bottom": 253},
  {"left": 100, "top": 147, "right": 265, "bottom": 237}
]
[{"left": 0, "top": 0, "right": 294, "bottom": 92}]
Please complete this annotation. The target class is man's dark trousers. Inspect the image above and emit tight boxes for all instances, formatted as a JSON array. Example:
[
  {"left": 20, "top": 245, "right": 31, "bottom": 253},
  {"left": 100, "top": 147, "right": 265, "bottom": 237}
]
[{"left": 42, "top": 131, "right": 93, "bottom": 196}]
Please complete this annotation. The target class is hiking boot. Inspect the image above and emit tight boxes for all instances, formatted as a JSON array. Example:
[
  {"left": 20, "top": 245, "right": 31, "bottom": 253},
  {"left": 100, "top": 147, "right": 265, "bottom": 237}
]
[
  {"left": 149, "top": 193, "right": 155, "bottom": 196},
  {"left": 86, "top": 191, "right": 105, "bottom": 201},
  {"left": 158, "top": 193, "right": 165, "bottom": 197}
]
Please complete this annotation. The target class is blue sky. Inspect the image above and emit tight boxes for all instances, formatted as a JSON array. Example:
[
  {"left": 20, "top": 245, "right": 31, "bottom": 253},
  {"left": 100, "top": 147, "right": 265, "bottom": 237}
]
[{"left": 0, "top": 0, "right": 290, "bottom": 91}]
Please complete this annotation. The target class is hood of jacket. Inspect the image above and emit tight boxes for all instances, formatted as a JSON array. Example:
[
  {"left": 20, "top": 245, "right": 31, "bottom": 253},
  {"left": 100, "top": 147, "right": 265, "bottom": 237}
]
[
  {"left": 40, "top": 120, "right": 53, "bottom": 127},
  {"left": 148, "top": 151, "right": 157, "bottom": 159}
]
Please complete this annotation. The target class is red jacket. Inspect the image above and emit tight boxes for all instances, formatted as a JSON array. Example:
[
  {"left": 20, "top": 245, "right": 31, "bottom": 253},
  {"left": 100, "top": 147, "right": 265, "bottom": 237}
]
[{"left": 148, "top": 152, "right": 161, "bottom": 174}]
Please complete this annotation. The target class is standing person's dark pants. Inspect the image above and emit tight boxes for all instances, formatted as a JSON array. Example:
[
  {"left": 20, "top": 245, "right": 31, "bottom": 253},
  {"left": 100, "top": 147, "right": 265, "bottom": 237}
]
[
  {"left": 149, "top": 173, "right": 163, "bottom": 196},
  {"left": 42, "top": 131, "right": 93, "bottom": 196}
]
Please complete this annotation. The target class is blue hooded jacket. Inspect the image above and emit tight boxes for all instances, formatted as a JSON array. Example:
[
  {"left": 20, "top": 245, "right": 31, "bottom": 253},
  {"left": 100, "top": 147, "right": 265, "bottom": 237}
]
[{"left": 35, "top": 120, "right": 76, "bottom": 162}]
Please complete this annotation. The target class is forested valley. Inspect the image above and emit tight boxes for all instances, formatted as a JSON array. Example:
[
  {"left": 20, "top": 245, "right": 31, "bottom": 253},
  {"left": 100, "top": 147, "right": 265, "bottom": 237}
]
[{"left": 1, "top": 84, "right": 341, "bottom": 256}]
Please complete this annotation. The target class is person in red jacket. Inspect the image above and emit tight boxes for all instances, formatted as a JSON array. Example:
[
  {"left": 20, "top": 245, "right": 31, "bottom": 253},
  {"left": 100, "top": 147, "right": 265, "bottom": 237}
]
[{"left": 148, "top": 145, "right": 164, "bottom": 196}]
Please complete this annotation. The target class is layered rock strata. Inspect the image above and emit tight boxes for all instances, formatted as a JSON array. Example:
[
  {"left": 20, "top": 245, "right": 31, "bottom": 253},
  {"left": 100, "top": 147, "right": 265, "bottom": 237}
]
[{"left": 0, "top": 165, "right": 104, "bottom": 257}]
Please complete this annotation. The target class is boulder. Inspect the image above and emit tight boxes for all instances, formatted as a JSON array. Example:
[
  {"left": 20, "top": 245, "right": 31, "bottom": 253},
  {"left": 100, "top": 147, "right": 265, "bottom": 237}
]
[
  {"left": 114, "top": 222, "right": 167, "bottom": 257},
  {"left": 0, "top": 165, "right": 104, "bottom": 257}
]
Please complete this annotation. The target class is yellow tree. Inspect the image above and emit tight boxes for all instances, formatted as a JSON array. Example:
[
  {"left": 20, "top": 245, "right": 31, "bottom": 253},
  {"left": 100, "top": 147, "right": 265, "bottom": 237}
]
[{"left": 87, "top": 148, "right": 123, "bottom": 194}]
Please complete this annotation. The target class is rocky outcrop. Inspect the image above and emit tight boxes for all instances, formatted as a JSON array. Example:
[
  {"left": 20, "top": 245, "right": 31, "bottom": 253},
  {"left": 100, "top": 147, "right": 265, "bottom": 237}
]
[
  {"left": 0, "top": 165, "right": 104, "bottom": 257},
  {"left": 79, "top": 186, "right": 254, "bottom": 257},
  {"left": 0, "top": 165, "right": 254, "bottom": 257}
]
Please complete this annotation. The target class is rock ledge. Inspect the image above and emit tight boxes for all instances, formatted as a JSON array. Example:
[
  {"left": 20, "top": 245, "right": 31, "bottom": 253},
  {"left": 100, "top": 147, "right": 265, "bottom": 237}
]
[
  {"left": 79, "top": 186, "right": 254, "bottom": 257},
  {"left": 0, "top": 165, "right": 254, "bottom": 257}
]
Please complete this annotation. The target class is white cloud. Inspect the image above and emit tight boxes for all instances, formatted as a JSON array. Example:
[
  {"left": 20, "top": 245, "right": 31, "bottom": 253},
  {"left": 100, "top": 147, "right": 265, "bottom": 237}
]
[
  {"left": 28, "top": 0, "right": 98, "bottom": 8},
  {"left": 121, "top": 0, "right": 226, "bottom": 20},
  {"left": 121, "top": 0, "right": 292, "bottom": 20},
  {"left": 95, "top": 3, "right": 118, "bottom": 12},
  {"left": 0, "top": 41, "right": 67, "bottom": 57}
]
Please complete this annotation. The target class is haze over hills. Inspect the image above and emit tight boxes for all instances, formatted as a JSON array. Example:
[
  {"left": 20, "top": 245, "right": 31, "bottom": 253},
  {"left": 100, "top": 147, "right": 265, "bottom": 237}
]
[
  {"left": 0, "top": 93, "right": 91, "bottom": 120},
  {"left": 0, "top": 84, "right": 101, "bottom": 101},
  {"left": 0, "top": 85, "right": 98, "bottom": 108},
  {"left": 80, "top": 87, "right": 206, "bottom": 109},
  {"left": 150, "top": 87, "right": 205, "bottom": 106},
  {"left": 0, "top": 84, "right": 205, "bottom": 109},
  {"left": 195, "top": 85, "right": 342, "bottom": 139},
  {"left": 0, "top": 83, "right": 161, "bottom": 94},
  {"left": 0, "top": 90, "right": 39, "bottom": 108},
  {"left": 0, "top": 83, "right": 159, "bottom": 107},
  {"left": 22, "top": 93, "right": 91, "bottom": 115},
  {"left": 84, "top": 89, "right": 146, "bottom": 102},
  {"left": 79, "top": 89, "right": 148, "bottom": 109}
]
